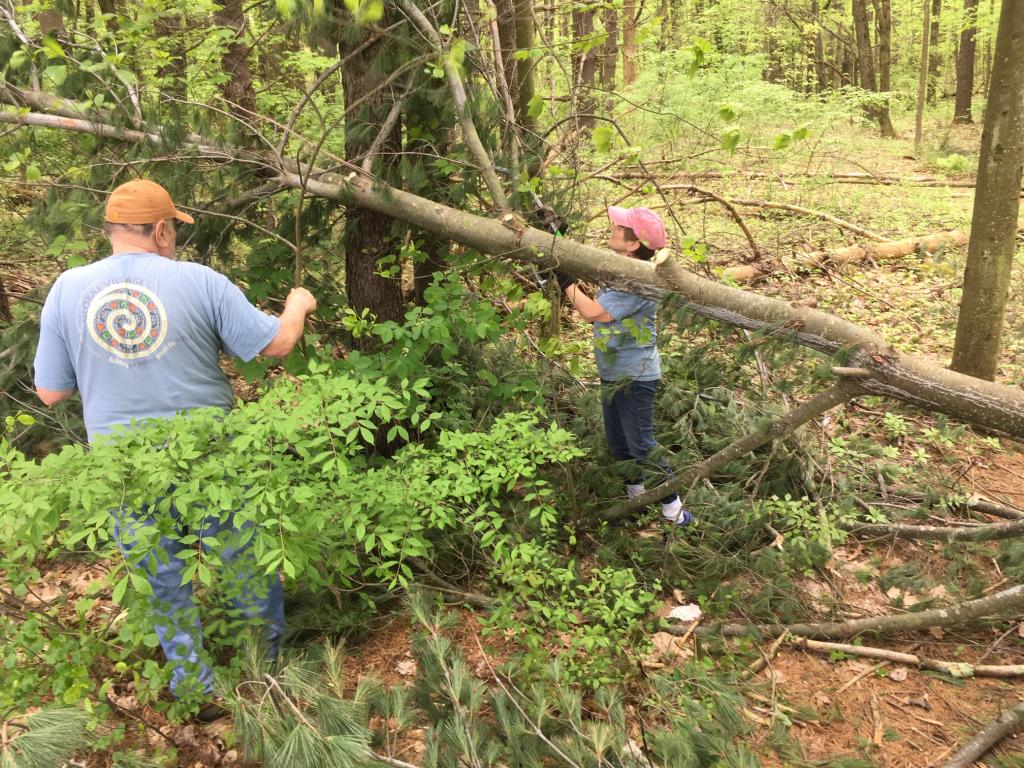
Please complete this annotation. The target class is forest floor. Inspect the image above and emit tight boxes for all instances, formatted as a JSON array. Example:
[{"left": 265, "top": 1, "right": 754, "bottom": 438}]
[{"left": 3, "top": 107, "right": 1024, "bottom": 767}]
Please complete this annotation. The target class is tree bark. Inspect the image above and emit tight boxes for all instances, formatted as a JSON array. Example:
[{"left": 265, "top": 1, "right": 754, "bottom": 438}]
[
  {"left": 951, "top": 0, "right": 1024, "bottom": 380},
  {"left": 763, "top": 2, "right": 785, "bottom": 84},
  {"left": 572, "top": 6, "right": 597, "bottom": 132},
  {"left": 915, "top": 0, "right": 932, "bottom": 153},
  {"left": 953, "top": 0, "right": 978, "bottom": 123},
  {"left": 942, "top": 702, "right": 1024, "bottom": 768},
  {"left": 873, "top": 0, "right": 897, "bottom": 136},
  {"left": 338, "top": 18, "right": 405, "bottom": 330},
  {"left": 812, "top": 0, "right": 828, "bottom": 92},
  {"left": 214, "top": 0, "right": 255, "bottom": 121},
  {"left": 600, "top": 4, "right": 618, "bottom": 111},
  {"left": 928, "top": 0, "right": 942, "bottom": 102},
  {"left": 494, "top": 0, "right": 537, "bottom": 136},
  {"left": 622, "top": 0, "right": 638, "bottom": 86}
]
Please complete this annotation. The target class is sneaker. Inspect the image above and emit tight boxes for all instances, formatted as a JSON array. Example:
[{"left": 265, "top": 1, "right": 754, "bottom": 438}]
[
  {"left": 196, "top": 701, "right": 229, "bottom": 723},
  {"left": 625, "top": 483, "right": 646, "bottom": 500},
  {"left": 661, "top": 498, "right": 694, "bottom": 526}
]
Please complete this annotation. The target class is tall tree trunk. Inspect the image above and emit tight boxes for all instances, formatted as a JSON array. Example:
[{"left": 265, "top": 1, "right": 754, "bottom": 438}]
[
  {"left": 763, "top": 2, "right": 784, "bottom": 83},
  {"left": 214, "top": 0, "right": 255, "bottom": 121},
  {"left": 156, "top": 12, "right": 186, "bottom": 100},
  {"left": 812, "top": 0, "right": 828, "bottom": 92},
  {"left": 600, "top": 5, "right": 618, "bottom": 111},
  {"left": 338, "top": 21, "right": 405, "bottom": 332},
  {"left": 495, "top": 0, "right": 537, "bottom": 134},
  {"left": 572, "top": 7, "right": 597, "bottom": 131},
  {"left": 915, "top": 0, "right": 931, "bottom": 153},
  {"left": 927, "top": 0, "right": 942, "bottom": 102},
  {"left": 622, "top": 0, "right": 638, "bottom": 85},
  {"left": 953, "top": 0, "right": 978, "bottom": 123},
  {"left": 872, "top": 0, "right": 897, "bottom": 136},
  {"left": 950, "top": 0, "right": 1024, "bottom": 380}
]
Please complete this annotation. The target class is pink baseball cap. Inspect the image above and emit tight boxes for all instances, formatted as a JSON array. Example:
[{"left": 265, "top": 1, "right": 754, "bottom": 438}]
[{"left": 608, "top": 206, "right": 667, "bottom": 250}]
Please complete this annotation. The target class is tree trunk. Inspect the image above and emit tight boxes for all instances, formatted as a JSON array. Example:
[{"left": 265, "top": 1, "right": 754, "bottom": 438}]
[
  {"left": 852, "top": 0, "right": 878, "bottom": 89},
  {"left": 915, "top": 0, "right": 931, "bottom": 153},
  {"left": 600, "top": 4, "right": 618, "bottom": 108},
  {"left": 953, "top": 0, "right": 978, "bottom": 123},
  {"left": 572, "top": 7, "right": 597, "bottom": 131},
  {"left": 950, "top": 0, "right": 1024, "bottom": 380},
  {"left": 622, "top": 0, "right": 638, "bottom": 85},
  {"left": 763, "top": 2, "right": 784, "bottom": 83},
  {"left": 812, "top": 0, "right": 828, "bottom": 92},
  {"left": 873, "top": 0, "right": 897, "bottom": 136},
  {"left": 214, "top": 0, "right": 255, "bottom": 122},
  {"left": 928, "top": 0, "right": 942, "bottom": 102},
  {"left": 156, "top": 12, "right": 186, "bottom": 100},
  {"left": 495, "top": 0, "right": 537, "bottom": 134},
  {"left": 338, "top": 20, "right": 405, "bottom": 331}
]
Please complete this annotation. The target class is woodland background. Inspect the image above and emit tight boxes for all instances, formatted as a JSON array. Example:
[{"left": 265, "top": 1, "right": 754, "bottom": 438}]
[{"left": 0, "top": 0, "right": 1023, "bottom": 766}]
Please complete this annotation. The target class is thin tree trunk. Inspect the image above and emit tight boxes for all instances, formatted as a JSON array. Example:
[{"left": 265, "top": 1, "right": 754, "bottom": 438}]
[
  {"left": 812, "top": 0, "right": 828, "bottom": 92},
  {"left": 915, "top": 0, "right": 932, "bottom": 153},
  {"left": 622, "top": 0, "right": 638, "bottom": 85},
  {"left": 156, "top": 13, "right": 186, "bottom": 100},
  {"left": 600, "top": 4, "right": 618, "bottom": 111},
  {"left": 953, "top": 0, "right": 978, "bottom": 122},
  {"left": 951, "top": 0, "right": 1024, "bottom": 380},
  {"left": 572, "top": 7, "right": 597, "bottom": 131},
  {"left": 873, "top": 0, "right": 897, "bottom": 136},
  {"left": 763, "top": 2, "right": 784, "bottom": 83},
  {"left": 927, "top": 0, "right": 942, "bottom": 102}
]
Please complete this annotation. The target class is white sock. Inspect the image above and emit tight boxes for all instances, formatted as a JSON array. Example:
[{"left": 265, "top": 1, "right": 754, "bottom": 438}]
[
  {"left": 626, "top": 483, "right": 646, "bottom": 500},
  {"left": 661, "top": 498, "right": 686, "bottom": 523}
]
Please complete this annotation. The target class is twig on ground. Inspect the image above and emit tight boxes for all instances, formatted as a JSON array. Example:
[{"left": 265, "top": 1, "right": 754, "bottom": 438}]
[{"left": 790, "top": 638, "right": 1024, "bottom": 678}]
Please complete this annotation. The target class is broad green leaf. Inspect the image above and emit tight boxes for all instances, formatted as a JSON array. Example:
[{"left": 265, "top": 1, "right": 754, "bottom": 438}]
[{"left": 592, "top": 125, "right": 614, "bottom": 154}]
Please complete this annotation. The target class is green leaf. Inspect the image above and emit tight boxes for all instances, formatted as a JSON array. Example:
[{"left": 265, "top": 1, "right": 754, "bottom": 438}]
[
  {"left": 9, "top": 49, "right": 28, "bottom": 70},
  {"left": 16, "top": 413, "right": 35, "bottom": 426},
  {"left": 718, "top": 103, "right": 738, "bottom": 122},
  {"left": 527, "top": 93, "right": 544, "bottom": 120},
  {"left": 25, "top": 163, "right": 41, "bottom": 182},
  {"left": 720, "top": 128, "right": 741, "bottom": 153},
  {"left": 275, "top": 0, "right": 295, "bottom": 18},
  {"left": 41, "top": 35, "right": 65, "bottom": 60},
  {"left": 111, "top": 574, "right": 129, "bottom": 604},
  {"left": 43, "top": 64, "right": 66, "bottom": 87},
  {"left": 774, "top": 132, "right": 792, "bottom": 150},
  {"left": 592, "top": 125, "right": 614, "bottom": 154}
]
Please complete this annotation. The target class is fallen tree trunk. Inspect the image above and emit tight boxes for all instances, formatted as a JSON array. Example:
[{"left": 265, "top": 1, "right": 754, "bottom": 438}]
[
  {"left": 602, "top": 381, "right": 861, "bottom": 521},
  {"left": 847, "top": 517, "right": 1024, "bottom": 542},
  {"left": 942, "top": 701, "right": 1024, "bottom": 768},
  {"left": 611, "top": 169, "right": 990, "bottom": 188},
  {"left": 689, "top": 583, "right": 1024, "bottom": 640},
  {"left": 4, "top": 104, "right": 1024, "bottom": 439},
  {"left": 790, "top": 637, "right": 1024, "bottom": 678},
  {"left": 720, "top": 230, "right": 969, "bottom": 282}
]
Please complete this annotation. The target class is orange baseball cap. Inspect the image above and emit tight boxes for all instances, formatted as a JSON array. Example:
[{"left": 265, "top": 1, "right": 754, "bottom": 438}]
[{"left": 105, "top": 179, "right": 194, "bottom": 225}]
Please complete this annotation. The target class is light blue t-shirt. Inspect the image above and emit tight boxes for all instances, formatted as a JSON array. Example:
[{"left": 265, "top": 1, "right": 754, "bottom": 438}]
[
  {"left": 593, "top": 288, "right": 661, "bottom": 382},
  {"left": 34, "top": 251, "right": 280, "bottom": 442}
]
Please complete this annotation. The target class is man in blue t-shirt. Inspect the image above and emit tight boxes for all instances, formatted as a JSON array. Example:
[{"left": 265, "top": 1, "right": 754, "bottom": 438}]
[
  {"left": 557, "top": 206, "right": 692, "bottom": 527},
  {"left": 34, "top": 179, "right": 316, "bottom": 720}
]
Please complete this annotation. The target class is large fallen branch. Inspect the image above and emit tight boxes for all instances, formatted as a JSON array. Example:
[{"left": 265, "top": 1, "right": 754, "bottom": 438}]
[
  {"left": 685, "top": 584, "right": 1024, "bottom": 640},
  {"left": 790, "top": 637, "right": 1024, "bottom": 678},
  {"left": 721, "top": 230, "right": 969, "bottom": 282},
  {"left": 942, "top": 701, "right": 1024, "bottom": 768},
  {"left": 847, "top": 517, "right": 1024, "bottom": 542},
  {"left": 602, "top": 381, "right": 861, "bottom": 522},
  {"left": 4, "top": 104, "right": 1024, "bottom": 439}
]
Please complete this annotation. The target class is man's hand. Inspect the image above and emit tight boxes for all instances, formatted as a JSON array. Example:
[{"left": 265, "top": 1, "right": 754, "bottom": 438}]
[{"left": 286, "top": 287, "right": 317, "bottom": 315}]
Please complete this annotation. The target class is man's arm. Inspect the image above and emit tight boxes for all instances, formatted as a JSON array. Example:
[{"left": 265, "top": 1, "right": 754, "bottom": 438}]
[
  {"left": 36, "top": 387, "right": 76, "bottom": 406},
  {"left": 260, "top": 287, "right": 318, "bottom": 358}
]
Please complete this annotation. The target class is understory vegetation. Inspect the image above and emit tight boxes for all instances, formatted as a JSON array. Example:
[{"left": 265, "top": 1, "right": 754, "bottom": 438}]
[{"left": 2, "top": 0, "right": 1023, "bottom": 765}]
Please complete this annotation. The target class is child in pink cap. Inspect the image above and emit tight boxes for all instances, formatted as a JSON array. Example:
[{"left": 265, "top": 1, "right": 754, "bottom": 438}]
[{"left": 556, "top": 207, "right": 692, "bottom": 526}]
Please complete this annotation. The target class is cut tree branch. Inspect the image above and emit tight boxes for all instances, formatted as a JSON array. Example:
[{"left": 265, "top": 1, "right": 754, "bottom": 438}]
[
  {"left": 942, "top": 701, "right": 1024, "bottom": 768},
  {"left": 603, "top": 380, "right": 862, "bottom": 522},
  {"left": 847, "top": 517, "right": 1024, "bottom": 542},
  {"left": 5, "top": 102, "right": 1024, "bottom": 440},
  {"left": 689, "top": 584, "right": 1024, "bottom": 640},
  {"left": 790, "top": 637, "right": 1024, "bottom": 678}
]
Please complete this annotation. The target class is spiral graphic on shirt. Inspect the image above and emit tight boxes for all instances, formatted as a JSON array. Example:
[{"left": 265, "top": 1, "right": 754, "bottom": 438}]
[{"left": 87, "top": 283, "right": 167, "bottom": 360}]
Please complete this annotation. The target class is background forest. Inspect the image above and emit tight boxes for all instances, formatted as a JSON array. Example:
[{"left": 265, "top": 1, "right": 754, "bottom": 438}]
[{"left": 0, "top": 0, "right": 1023, "bottom": 766}]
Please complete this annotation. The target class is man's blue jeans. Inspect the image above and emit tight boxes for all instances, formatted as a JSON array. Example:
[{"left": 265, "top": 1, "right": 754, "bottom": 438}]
[
  {"left": 114, "top": 503, "right": 285, "bottom": 697},
  {"left": 601, "top": 378, "right": 679, "bottom": 504}
]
